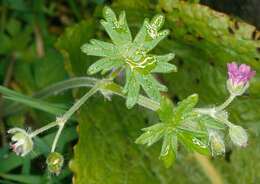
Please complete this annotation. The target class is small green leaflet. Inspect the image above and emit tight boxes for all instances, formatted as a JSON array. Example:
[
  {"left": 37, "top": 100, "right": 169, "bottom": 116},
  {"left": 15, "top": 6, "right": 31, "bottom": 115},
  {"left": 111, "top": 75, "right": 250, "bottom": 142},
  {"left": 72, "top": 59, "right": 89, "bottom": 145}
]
[
  {"left": 157, "top": 96, "right": 174, "bottom": 124},
  {"left": 135, "top": 123, "right": 167, "bottom": 146},
  {"left": 173, "top": 94, "right": 198, "bottom": 125},
  {"left": 178, "top": 133, "right": 210, "bottom": 156},
  {"left": 157, "top": 94, "right": 199, "bottom": 125},
  {"left": 136, "top": 94, "right": 211, "bottom": 167},
  {"left": 160, "top": 133, "right": 178, "bottom": 168},
  {"left": 81, "top": 6, "right": 177, "bottom": 108}
]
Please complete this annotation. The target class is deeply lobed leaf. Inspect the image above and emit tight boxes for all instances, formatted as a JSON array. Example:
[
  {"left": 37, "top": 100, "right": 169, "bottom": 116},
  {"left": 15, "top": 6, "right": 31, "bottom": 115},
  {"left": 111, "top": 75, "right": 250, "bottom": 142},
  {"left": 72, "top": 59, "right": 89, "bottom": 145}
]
[{"left": 82, "top": 7, "right": 177, "bottom": 108}]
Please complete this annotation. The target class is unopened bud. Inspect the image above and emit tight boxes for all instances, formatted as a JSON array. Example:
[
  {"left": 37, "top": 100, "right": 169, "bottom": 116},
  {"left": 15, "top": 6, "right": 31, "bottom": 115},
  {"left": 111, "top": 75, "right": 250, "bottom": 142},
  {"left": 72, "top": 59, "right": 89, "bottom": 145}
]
[
  {"left": 8, "top": 128, "right": 33, "bottom": 157},
  {"left": 229, "top": 124, "right": 248, "bottom": 147},
  {"left": 209, "top": 130, "right": 225, "bottom": 156},
  {"left": 46, "top": 152, "right": 64, "bottom": 175}
]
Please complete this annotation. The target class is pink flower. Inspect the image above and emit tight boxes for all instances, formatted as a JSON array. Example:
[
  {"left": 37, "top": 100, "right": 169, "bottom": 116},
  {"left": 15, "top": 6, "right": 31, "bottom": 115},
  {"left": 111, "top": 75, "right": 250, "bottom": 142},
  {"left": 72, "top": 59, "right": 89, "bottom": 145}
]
[
  {"left": 10, "top": 144, "right": 19, "bottom": 155},
  {"left": 8, "top": 128, "right": 33, "bottom": 157},
  {"left": 227, "top": 62, "right": 256, "bottom": 88}
]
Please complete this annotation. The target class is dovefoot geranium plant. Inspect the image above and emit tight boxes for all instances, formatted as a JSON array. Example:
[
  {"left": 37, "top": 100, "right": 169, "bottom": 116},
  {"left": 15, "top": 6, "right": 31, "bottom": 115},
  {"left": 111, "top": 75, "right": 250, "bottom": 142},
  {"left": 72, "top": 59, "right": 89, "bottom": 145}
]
[{"left": 6, "top": 7, "right": 256, "bottom": 173}]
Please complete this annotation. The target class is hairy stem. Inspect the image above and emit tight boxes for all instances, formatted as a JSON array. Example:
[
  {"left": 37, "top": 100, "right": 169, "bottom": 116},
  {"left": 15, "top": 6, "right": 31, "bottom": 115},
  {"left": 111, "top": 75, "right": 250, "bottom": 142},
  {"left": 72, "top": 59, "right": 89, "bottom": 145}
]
[
  {"left": 51, "top": 85, "right": 99, "bottom": 152},
  {"left": 29, "top": 121, "right": 58, "bottom": 138},
  {"left": 62, "top": 85, "right": 99, "bottom": 121},
  {"left": 51, "top": 123, "right": 64, "bottom": 152},
  {"left": 215, "top": 94, "right": 236, "bottom": 112}
]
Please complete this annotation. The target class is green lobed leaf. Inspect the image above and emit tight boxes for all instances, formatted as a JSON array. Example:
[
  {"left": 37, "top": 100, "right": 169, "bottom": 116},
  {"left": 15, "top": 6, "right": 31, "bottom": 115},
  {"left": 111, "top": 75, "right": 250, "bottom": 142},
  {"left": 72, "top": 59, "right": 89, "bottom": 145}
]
[{"left": 82, "top": 7, "right": 175, "bottom": 108}]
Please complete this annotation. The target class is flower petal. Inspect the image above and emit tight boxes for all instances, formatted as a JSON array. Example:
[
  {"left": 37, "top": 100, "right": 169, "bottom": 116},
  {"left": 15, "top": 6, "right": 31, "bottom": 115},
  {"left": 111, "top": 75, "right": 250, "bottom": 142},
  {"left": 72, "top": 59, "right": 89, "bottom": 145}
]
[
  {"left": 239, "top": 64, "right": 247, "bottom": 72},
  {"left": 231, "top": 62, "right": 238, "bottom": 71},
  {"left": 248, "top": 70, "right": 256, "bottom": 79}
]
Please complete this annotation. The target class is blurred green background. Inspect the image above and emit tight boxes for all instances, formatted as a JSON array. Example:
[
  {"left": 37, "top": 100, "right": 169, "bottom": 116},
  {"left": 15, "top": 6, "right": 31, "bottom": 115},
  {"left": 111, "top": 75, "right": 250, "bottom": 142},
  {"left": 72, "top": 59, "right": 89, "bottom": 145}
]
[{"left": 0, "top": 0, "right": 259, "bottom": 184}]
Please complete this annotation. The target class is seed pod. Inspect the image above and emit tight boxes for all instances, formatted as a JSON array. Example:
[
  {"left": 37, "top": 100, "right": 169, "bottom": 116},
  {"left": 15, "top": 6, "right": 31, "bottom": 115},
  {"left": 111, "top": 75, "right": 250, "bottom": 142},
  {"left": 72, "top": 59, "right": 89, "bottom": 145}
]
[{"left": 46, "top": 152, "right": 64, "bottom": 175}]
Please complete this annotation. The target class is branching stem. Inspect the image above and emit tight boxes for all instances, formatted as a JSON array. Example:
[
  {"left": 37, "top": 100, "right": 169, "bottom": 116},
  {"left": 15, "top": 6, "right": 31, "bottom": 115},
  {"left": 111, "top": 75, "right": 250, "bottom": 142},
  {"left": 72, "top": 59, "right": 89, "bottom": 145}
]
[{"left": 51, "top": 84, "right": 100, "bottom": 152}]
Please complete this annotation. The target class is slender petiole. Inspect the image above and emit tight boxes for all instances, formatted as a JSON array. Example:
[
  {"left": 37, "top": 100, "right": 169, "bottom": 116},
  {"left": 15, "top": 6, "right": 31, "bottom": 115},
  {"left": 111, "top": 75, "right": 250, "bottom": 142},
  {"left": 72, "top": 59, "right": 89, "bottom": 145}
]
[{"left": 29, "top": 121, "right": 58, "bottom": 138}]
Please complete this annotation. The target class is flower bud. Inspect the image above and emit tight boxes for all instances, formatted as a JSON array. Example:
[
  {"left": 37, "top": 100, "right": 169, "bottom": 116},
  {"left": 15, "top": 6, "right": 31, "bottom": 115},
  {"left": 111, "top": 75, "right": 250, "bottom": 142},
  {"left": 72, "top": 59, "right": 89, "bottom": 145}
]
[
  {"left": 8, "top": 128, "right": 33, "bottom": 157},
  {"left": 229, "top": 124, "right": 248, "bottom": 147},
  {"left": 46, "top": 152, "right": 64, "bottom": 175},
  {"left": 209, "top": 130, "right": 225, "bottom": 156}
]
